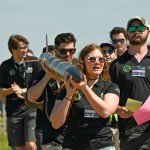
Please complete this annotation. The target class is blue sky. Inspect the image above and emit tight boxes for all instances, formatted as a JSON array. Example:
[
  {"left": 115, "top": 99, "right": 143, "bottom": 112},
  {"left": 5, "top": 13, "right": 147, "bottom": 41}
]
[{"left": 0, "top": 0, "right": 150, "bottom": 63}]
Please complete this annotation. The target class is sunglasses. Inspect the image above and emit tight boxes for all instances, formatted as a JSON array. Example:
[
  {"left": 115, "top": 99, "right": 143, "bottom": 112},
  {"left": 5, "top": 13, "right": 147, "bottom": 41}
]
[
  {"left": 112, "top": 39, "right": 125, "bottom": 44},
  {"left": 128, "top": 25, "right": 147, "bottom": 33},
  {"left": 87, "top": 56, "right": 106, "bottom": 63},
  {"left": 58, "top": 48, "right": 76, "bottom": 55},
  {"left": 103, "top": 49, "right": 114, "bottom": 55}
]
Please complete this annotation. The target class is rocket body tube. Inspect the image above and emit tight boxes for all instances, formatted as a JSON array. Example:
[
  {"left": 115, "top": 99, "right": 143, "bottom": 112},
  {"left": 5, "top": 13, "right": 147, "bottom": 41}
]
[{"left": 39, "top": 53, "right": 84, "bottom": 83}]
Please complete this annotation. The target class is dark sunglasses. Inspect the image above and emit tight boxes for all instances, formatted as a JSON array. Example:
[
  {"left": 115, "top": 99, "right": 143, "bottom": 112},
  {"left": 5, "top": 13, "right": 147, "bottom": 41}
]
[
  {"left": 103, "top": 49, "right": 114, "bottom": 55},
  {"left": 87, "top": 56, "right": 106, "bottom": 63},
  {"left": 128, "top": 25, "right": 147, "bottom": 33},
  {"left": 58, "top": 48, "right": 76, "bottom": 55},
  {"left": 112, "top": 39, "right": 125, "bottom": 44}
]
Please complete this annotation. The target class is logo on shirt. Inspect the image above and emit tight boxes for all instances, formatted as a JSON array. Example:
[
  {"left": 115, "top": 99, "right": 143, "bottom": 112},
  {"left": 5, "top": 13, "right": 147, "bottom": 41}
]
[
  {"left": 25, "top": 67, "right": 33, "bottom": 73},
  {"left": 9, "top": 69, "right": 15, "bottom": 75},
  {"left": 123, "top": 65, "right": 131, "bottom": 72}
]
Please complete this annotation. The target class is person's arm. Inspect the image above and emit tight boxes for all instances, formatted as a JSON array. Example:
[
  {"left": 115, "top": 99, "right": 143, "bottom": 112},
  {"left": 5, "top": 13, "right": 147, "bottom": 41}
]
[
  {"left": 82, "top": 86, "right": 119, "bottom": 118},
  {"left": 0, "top": 82, "right": 26, "bottom": 99},
  {"left": 25, "top": 99, "right": 43, "bottom": 110},
  {"left": 0, "top": 62, "right": 14, "bottom": 97},
  {"left": 50, "top": 73, "right": 76, "bottom": 129},
  {"left": 0, "top": 87, "right": 14, "bottom": 97},
  {"left": 27, "top": 73, "right": 51, "bottom": 101},
  {"left": 11, "top": 82, "right": 26, "bottom": 99},
  {"left": 0, "top": 96, "right": 6, "bottom": 104},
  {"left": 50, "top": 98, "right": 72, "bottom": 129},
  {"left": 27, "top": 59, "right": 62, "bottom": 101}
]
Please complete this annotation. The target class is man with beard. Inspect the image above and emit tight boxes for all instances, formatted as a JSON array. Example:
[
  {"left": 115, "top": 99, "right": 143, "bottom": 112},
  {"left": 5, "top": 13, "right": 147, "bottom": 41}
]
[{"left": 109, "top": 16, "right": 150, "bottom": 150}]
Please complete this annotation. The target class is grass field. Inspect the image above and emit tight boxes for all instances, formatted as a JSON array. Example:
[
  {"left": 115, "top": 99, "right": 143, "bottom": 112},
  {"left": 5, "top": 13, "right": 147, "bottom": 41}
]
[{"left": 0, "top": 115, "right": 11, "bottom": 150}]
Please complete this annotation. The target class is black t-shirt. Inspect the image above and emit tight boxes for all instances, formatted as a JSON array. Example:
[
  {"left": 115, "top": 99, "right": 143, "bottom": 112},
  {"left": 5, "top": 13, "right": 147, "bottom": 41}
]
[
  {"left": 109, "top": 50, "right": 150, "bottom": 137},
  {"left": 28, "top": 70, "right": 64, "bottom": 145},
  {"left": 57, "top": 80, "right": 120, "bottom": 149},
  {"left": 0, "top": 56, "right": 42, "bottom": 117}
]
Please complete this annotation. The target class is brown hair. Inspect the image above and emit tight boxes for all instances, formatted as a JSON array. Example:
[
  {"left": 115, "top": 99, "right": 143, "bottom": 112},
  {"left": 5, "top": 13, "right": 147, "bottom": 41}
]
[
  {"left": 8, "top": 34, "right": 29, "bottom": 54},
  {"left": 110, "top": 27, "right": 127, "bottom": 40},
  {"left": 54, "top": 32, "right": 76, "bottom": 48},
  {"left": 77, "top": 44, "right": 110, "bottom": 81}
]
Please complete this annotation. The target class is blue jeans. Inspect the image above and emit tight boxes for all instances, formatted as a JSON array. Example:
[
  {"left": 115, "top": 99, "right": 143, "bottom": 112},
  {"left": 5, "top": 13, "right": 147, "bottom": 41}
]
[
  {"left": 63, "top": 146, "right": 116, "bottom": 150},
  {"left": 97, "top": 146, "right": 116, "bottom": 150}
]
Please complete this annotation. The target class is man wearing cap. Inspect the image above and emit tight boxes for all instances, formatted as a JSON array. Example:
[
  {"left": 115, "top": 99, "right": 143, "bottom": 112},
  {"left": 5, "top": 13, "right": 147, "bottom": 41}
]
[
  {"left": 100, "top": 42, "right": 117, "bottom": 63},
  {"left": 110, "top": 27, "right": 128, "bottom": 57},
  {"left": 109, "top": 16, "right": 150, "bottom": 149}
]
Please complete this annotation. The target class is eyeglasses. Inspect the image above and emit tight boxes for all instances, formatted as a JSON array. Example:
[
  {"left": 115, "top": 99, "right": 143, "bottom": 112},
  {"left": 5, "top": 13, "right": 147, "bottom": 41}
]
[
  {"left": 128, "top": 25, "right": 147, "bottom": 33},
  {"left": 87, "top": 56, "right": 106, "bottom": 63},
  {"left": 103, "top": 49, "right": 114, "bottom": 55},
  {"left": 112, "top": 39, "right": 125, "bottom": 44},
  {"left": 58, "top": 48, "right": 76, "bottom": 55}
]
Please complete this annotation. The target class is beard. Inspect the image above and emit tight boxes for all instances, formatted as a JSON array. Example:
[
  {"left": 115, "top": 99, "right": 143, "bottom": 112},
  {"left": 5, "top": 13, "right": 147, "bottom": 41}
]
[{"left": 128, "top": 33, "right": 148, "bottom": 45}]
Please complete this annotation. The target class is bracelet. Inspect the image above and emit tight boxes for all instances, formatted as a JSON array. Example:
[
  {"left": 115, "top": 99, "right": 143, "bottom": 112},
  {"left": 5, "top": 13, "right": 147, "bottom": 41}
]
[
  {"left": 20, "top": 88, "right": 23, "bottom": 94},
  {"left": 65, "top": 97, "right": 72, "bottom": 101}
]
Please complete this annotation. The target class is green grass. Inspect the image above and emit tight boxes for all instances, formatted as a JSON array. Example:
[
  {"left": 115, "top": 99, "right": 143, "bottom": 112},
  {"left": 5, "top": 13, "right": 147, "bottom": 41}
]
[{"left": 0, "top": 116, "right": 11, "bottom": 150}]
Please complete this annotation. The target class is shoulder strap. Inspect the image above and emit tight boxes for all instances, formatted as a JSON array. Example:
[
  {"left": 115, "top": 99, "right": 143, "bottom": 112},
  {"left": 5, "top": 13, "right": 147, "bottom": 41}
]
[{"left": 44, "top": 87, "right": 51, "bottom": 122}]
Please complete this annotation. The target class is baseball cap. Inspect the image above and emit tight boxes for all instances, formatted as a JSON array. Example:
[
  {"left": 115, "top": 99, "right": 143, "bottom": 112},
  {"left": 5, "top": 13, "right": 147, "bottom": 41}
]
[
  {"left": 100, "top": 42, "right": 115, "bottom": 50},
  {"left": 127, "top": 16, "right": 149, "bottom": 29}
]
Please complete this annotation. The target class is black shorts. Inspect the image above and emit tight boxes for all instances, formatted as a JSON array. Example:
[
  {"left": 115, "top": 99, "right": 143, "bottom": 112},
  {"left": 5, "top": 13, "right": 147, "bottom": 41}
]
[{"left": 7, "top": 112, "right": 36, "bottom": 146}]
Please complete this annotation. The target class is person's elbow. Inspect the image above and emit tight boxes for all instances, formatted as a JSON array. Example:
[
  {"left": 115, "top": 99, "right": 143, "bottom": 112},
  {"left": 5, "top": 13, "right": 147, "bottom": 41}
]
[
  {"left": 100, "top": 111, "right": 112, "bottom": 118},
  {"left": 100, "top": 106, "right": 118, "bottom": 118},
  {"left": 50, "top": 115, "right": 65, "bottom": 129}
]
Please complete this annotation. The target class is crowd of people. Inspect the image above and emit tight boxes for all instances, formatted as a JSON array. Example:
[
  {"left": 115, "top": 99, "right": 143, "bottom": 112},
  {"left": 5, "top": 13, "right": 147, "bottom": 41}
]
[{"left": 0, "top": 15, "right": 150, "bottom": 150}]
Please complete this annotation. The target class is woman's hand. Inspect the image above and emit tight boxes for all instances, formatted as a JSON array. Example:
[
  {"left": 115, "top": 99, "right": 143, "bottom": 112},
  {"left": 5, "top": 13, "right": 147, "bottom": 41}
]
[
  {"left": 69, "top": 75, "right": 87, "bottom": 90},
  {"left": 64, "top": 73, "right": 76, "bottom": 97}
]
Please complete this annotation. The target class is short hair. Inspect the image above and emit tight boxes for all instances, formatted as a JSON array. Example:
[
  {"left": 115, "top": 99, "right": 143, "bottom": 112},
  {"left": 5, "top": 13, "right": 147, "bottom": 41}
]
[
  {"left": 42, "top": 45, "right": 56, "bottom": 53},
  {"left": 110, "top": 27, "right": 127, "bottom": 40},
  {"left": 54, "top": 33, "right": 76, "bottom": 48},
  {"left": 8, "top": 34, "right": 29, "bottom": 54},
  {"left": 27, "top": 49, "right": 34, "bottom": 54}
]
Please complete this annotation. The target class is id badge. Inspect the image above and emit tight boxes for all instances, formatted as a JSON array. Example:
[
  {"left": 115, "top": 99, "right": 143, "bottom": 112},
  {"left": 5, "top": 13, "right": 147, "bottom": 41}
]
[
  {"left": 84, "top": 106, "right": 99, "bottom": 118},
  {"left": 131, "top": 66, "right": 145, "bottom": 77}
]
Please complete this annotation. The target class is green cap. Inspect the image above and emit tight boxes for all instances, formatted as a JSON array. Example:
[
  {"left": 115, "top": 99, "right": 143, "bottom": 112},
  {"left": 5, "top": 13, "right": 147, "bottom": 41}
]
[{"left": 127, "top": 16, "right": 149, "bottom": 29}]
